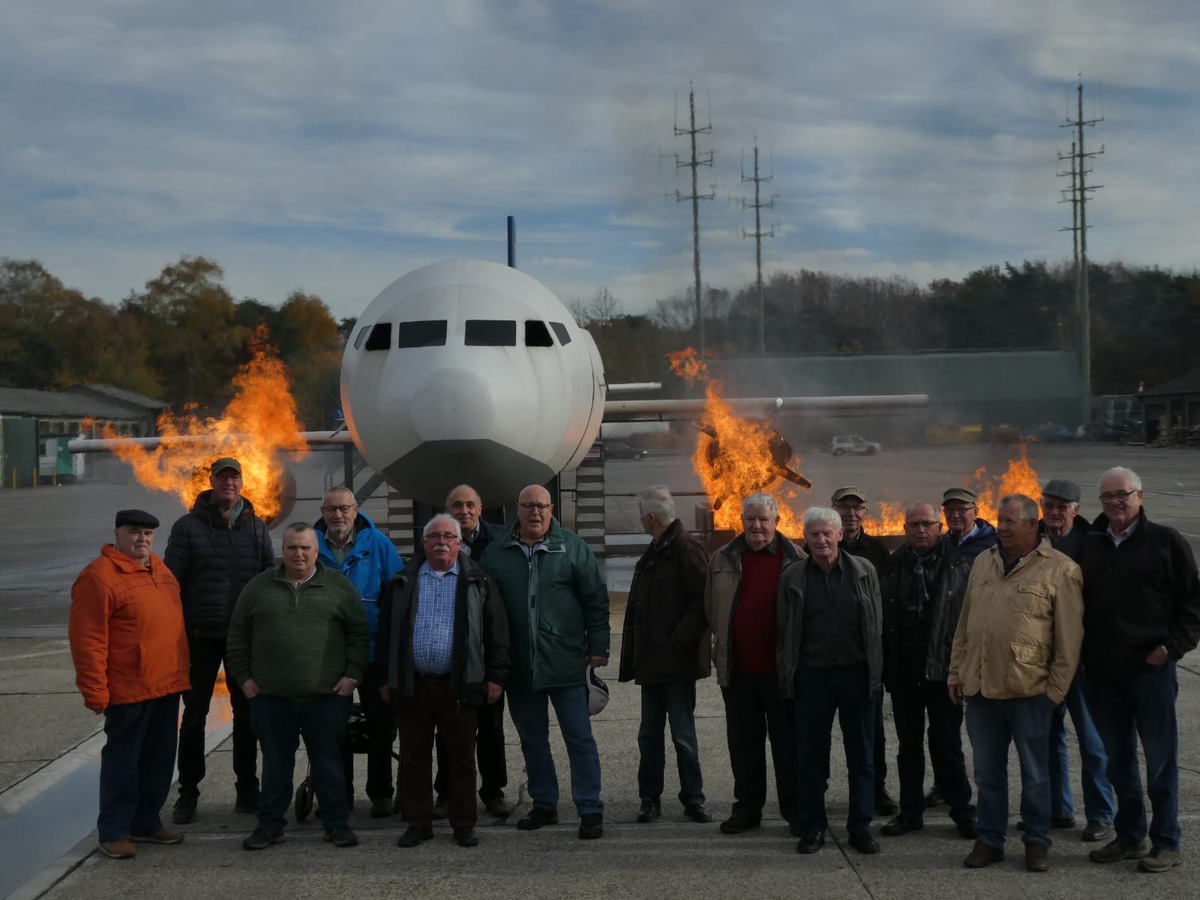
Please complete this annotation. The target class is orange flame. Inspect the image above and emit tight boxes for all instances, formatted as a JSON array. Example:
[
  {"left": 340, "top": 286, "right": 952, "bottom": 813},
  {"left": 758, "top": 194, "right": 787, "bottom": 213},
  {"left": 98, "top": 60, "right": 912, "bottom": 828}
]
[
  {"left": 668, "top": 347, "right": 709, "bottom": 386},
  {"left": 101, "top": 329, "right": 309, "bottom": 519}
]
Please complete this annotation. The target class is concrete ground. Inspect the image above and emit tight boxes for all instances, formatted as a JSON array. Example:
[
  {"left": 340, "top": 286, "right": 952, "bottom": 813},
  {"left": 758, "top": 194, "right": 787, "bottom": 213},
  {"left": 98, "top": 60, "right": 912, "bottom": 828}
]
[{"left": 2, "top": 443, "right": 1199, "bottom": 899}]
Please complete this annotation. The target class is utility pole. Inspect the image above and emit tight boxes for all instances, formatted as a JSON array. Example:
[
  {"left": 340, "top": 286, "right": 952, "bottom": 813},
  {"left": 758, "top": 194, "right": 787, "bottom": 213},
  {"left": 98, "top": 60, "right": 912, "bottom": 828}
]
[
  {"left": 741, "top": 142, "right": 776, "bottom": 356},
  {"left": 1060, "top": 79, "right": 1103, "bottom": 423},
  {"left": 674, "top": 85, "right": 714, "bottom": 357}
]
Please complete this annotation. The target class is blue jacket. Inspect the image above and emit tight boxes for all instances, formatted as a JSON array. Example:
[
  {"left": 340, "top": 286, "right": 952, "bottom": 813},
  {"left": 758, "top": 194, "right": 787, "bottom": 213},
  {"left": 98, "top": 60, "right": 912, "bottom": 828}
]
[
  {"left": 950, "top": 518, "right": 998, "bottom": 562},
  {"left": 315, "top": 511, "right": 404, "bottom": 660}
]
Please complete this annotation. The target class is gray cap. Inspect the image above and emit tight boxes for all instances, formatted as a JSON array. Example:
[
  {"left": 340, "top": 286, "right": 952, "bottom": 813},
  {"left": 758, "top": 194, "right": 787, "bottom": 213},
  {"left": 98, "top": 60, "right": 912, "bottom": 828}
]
[
  {"left": 1042, "top": 478, "right": 1082, "bottom": 503},
  {"left": 942, "top": 487, "right": 978, "bottom": 505},
  {"left": 210, "top": 456, "right": 242, "bottom": 475},
  {"left": 831, "top": 486, "right": 867, "bottom": 503}
]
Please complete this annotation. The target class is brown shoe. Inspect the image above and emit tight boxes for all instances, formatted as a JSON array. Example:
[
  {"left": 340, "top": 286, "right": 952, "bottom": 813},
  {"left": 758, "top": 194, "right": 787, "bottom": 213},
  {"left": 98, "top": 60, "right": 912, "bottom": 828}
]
[
  {"left": 1025, "top": 842, "right": 1049, "bottom": 872},
  {"left": 98, "top": 840, "right": 137, "bottom": 860},
  {"left": 130, "top": 829, "right": 184, "bottom": 845},
  {"left": 1090, "top": 837, "right": 1151, "bottom": 864},
  {"left": 964, "top": 839, "right": 1005, "bottom": 868}
]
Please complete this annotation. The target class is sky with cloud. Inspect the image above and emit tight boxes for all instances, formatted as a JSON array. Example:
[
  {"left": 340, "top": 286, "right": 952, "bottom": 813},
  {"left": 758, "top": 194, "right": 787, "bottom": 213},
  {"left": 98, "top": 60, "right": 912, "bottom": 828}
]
[{"left": 3, "top": 0, "right": 1198, "bottom": 321}]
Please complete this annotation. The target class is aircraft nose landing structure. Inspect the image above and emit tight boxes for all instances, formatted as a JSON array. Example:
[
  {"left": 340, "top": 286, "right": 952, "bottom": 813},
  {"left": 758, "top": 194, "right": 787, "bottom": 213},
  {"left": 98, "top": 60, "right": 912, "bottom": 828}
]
[{"left": 340, "top": 259, "right": 606, "bottom": 507}]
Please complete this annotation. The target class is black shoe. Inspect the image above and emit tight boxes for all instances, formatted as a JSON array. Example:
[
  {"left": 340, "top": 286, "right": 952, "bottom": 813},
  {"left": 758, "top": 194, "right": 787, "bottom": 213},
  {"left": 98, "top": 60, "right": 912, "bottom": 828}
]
[
  {"left": 796, "top": 831, "right": 825, "bottom": 854},
  {"left": 484, "top": 796, "right": 516, "bottom": 818},
  {"left": 849, "top": 831, "right": 881, "bottom": 854},
  {"left": 322, "top": 826, "right": 358, "bottom": 848},
  {"left": 516, "top": 807, "right": 559, "bottom": 831},
  {"left": 370, "top": 797, "right": 393, "bottom": 819},
  {"left": 637, "top": 799, "right": 661, "bottom": 823},
  {"left": 1052, "top": 816, "right": 1077, "bottom": 829},
  {"left": 881, "top": 815, "right": 923, "bottom": 837},
  {"left": 578, "top": 813, "right": 604, "bottom": 840},
  {"left": 453, "top": 826, "right": 479, "bottom": 848},
  {"left": 396, "top": 826, "right": 434, "bottom": 848},
  {"left": 432, "top": 795, "right": 448, "bottom": 820},
  {"left": 1082, "top": 821, "right": 1114, "bottom": 843},
  {"left": 874, "top": 788, "right": 899, "bottom": 817},
  {"left": 234, "top": 793, "right": 256, "bottom": 815},
  {"left": 684, "top": 803, "right": 713, "bottom": 824},
  {"left": 719, "top": 814, "right": 761, "bottom": 835},
  {"left": 172, "top": 796, "right": 197, "bottom": 825},
  {"left": 924, "top": 785, "right": 944, "bottom": 808},
  {"left": 954, "top": 816, "right": 978, "bottom": 840},
  {"left": 242, "top": 827, "right": 285, "bottom": 851},
  {"left": 787, "top": 821, "right": 804, "bottom": 838}
]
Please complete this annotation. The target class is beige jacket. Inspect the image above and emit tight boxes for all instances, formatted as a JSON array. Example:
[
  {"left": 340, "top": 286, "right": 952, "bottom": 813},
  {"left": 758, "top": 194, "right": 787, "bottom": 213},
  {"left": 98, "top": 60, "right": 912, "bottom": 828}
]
[{"left": 948, "top": 538, "right": 1083, "bottom": 704}]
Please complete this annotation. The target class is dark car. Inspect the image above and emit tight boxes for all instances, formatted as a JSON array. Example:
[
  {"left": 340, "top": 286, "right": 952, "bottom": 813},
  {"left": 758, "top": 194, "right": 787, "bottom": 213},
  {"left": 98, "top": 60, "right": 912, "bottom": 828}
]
[
  {"left": 1082, "top": 422, "right": 1128, "bottom": 443},
  {"left": 603, "top": 441, "right": 647, "bottom": 461}
]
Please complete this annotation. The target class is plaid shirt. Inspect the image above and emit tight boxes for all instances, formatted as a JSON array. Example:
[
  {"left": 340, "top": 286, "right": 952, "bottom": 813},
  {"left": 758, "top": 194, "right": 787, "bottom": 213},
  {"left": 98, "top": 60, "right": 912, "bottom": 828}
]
[{"left": 411, "top": 560, "right": 459, "bottom": 675}]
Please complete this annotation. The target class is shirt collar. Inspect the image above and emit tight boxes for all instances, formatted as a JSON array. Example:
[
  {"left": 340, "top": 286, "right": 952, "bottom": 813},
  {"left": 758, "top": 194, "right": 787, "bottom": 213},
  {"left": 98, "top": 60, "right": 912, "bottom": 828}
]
[{"left": 419, "top": 558, "right": 460, "bottom": 579}]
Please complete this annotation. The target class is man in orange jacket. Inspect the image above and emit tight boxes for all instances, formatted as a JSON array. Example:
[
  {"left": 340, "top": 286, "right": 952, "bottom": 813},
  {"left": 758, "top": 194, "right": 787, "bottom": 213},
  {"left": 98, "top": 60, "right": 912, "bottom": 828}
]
[{"left": 69, "top": 509, "right": 191, "bottom": 861}]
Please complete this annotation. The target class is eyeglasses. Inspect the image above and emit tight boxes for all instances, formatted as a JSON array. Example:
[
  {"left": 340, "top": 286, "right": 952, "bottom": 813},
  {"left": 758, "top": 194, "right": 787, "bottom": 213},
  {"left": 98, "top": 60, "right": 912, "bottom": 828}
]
[
  {"left": 1099, "top": 490, "right": 1138, "bottom": 503},
  {"left": 321, "top": 505, "right": 355, "bottom": 514},
  {"left": 519, "top": 502, "right": 551, "bottom": 512},
  {"left": 905, "top": 520, "right": 940, "bottom": 528},
  {"left": 943, "top": 505, "right": 975, "bottom": 515},
  {"left": 834, "top": 504, "right": 867, "bottom": 514},
  {"left": 423, "top": 532, "right": 461, "bottom": 542}
]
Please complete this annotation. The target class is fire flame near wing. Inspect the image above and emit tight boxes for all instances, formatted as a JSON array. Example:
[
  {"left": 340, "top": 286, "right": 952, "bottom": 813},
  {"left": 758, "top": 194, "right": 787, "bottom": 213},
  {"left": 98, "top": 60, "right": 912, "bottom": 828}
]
[
  {"left": 99, "top": 330, "right": 309, "bottom": 520},
  {"left": 668, "top": 348, "right": 807, "bottom": 535}
]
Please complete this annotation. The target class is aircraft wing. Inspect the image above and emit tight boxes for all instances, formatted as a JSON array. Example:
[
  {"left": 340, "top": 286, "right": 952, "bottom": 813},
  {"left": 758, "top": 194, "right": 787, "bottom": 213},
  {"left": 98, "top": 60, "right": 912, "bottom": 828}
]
[
  {"left": 67, "top": 430, "right": 355, "bottom": 453},
  {"left": 603, "top": 394, "right": 929, "bottom": 420}
]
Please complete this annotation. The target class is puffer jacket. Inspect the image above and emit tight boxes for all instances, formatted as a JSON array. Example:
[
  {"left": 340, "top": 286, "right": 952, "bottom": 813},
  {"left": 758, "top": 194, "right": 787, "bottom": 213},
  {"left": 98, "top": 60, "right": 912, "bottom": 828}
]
[
  {"left": 880, "top": 542, "right": 970, "bottom": 688},
  {"left": 948, "top": 538, "right": 1082, "bottom": 704},
  {"left": 315, "top": 511, "right": 404, "bottom": 660},
  {"left": 165, "top": 490, "right": 275, "bottom": 640},
  {"left": 69, "top": 546, "right": 190, "bottom": 711},
  {"left": 704, "top": 534, "right": 805, "bottom": 687},
  {"left": 952, "top": 519, "right": 999, "bottom": 562},
  {"left": 478, "top": 518, "right": 609, "bottom": 691}
]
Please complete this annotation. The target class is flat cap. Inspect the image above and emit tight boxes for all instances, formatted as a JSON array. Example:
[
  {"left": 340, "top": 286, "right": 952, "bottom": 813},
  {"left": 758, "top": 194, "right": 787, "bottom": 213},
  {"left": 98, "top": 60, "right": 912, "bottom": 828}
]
[
  {"left": 942, "top": 487, "right": 978, "bottom": 505},
  {"left": 115, "top": 509, "right": 160, "bottom": 529},
  {"left": 1042, "top": 478, "right": 1081, "bottom": 503},
  {"left": 831, "top": 486, "right": 868, "bottom": 503},
  {"left": 210, "top": 456, "right": 242, "bottom": 475}
]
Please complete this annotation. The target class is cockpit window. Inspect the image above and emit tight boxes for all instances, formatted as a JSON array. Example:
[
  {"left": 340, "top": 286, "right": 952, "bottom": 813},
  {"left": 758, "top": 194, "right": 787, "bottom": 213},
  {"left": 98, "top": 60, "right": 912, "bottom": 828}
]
[
  {"left": 550, "top": 322, "right": 572, "bottom": 345},
  {"left": 465, "top": 319, "right": 517, "bottom": 347},
  {"left": 396, "top": 320, "right": 448, "bottom": 348},
  {"left": 353, "top": 326, "right": 371, "bottom": 350},
  {"left": 525, "top": 320, "right": 554, "bottom": 347},
  {"left": 363, "top": 323, "right": 392, "bottom": 351}
]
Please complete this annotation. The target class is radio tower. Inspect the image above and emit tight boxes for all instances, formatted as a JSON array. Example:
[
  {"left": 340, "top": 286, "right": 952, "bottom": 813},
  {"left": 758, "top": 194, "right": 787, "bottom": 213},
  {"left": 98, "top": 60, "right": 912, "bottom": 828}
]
[
  {"left": 741, "top": 142, "right": 776, "bottom": 356},
  {"left": 674, "top": 86, "right": 714, "bottom": 357},
  {"left": 1059, "top": 79, "right": 1103, "bottom": 422}
]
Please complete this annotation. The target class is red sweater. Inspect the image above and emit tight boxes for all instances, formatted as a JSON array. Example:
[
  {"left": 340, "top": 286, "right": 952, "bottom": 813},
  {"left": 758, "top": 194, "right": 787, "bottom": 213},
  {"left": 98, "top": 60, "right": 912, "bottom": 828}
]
[{"left": 732, "top": 547, "right": 784, "bottom": 675}]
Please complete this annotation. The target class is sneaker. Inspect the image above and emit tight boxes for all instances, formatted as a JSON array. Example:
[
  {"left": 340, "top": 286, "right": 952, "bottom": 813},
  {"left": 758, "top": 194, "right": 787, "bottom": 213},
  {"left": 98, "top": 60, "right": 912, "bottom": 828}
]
[
  {"left": 242, "top": 827, "right": 285, "bottom": 851},
  {"left": 484, "top": 796, "right": 515, "bottom": 818},
  {"left": 963, "top": 839, "right": 1005, "bottom": 868},
  {"left": 578, "top": 813, "right": 604, "bottom": 840},
  {"left": 1138, "top": 847, "right": 1183, "bottom": 873},
  {"left": 369, "top": 797, "right": 393, "bottom": 819},
  {"left": 171, "top": 796, "right": 196, "bottom": 825},
  {"left": 1082, "top": 821, "right": 1114, "bottom": 843},
  {"left": 97, "top": 840, "right": 136, "bottom": 859},
  {"left": 684, "top": 803, "right": 712, "bottom": 824},
  {"left": 516, "top": 807, "right": 559, "bottom": 831},
  {"left": 874, "top": 788, "right": 899, "bottom": 817},
  {"left": 637, "top": 799, "right": 661, "bottom": 823},
  {"left": 1089, "top": 837, "right": 1151, "bottom": 864},
  {"left": 129, "top": 829, "right": 185, "bottom": 845},
  {"left": 453, "top": 826, "right": 480, "bottom": 848},
  {"left": 396, "top": 826, "right": 434, "bottom": 848},
  {"left": 432, "top": 795, "right": 449, "bottom": 820},
  {"left": 719, "top": 814, "right": 761, "bottom": 835},
  {"left": 322, "top": 826, "right": 359, "bottom": 848}
]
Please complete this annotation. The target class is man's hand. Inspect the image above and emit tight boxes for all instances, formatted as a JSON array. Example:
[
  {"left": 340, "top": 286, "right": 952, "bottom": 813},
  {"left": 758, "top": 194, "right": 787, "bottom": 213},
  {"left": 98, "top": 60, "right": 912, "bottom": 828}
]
[
  {"left": 380, "top": 685, "right": 391, "bottom": 704},
  {"left": 333, "top": 676, "right": 357, "bottom": 697},
  {"left": 587, "top": 656, "right": 609, "bottom": 668},
  {"left": 485, "top": 681, "right": 502, "bottom": 704},
  {"left": 947, "top": 682, "right": 964, "bottom": 706},
  {"left": 1146, "top": 645, "right": 1170, "bottom": 666},
  {"left": 241, "top": 678, "right": 260, "bottom": 699}
]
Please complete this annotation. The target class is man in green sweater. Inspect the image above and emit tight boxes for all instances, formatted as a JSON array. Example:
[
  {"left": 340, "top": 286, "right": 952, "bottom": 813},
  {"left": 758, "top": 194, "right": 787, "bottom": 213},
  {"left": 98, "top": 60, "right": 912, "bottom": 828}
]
[{"left": 226, "top": 522, "right": 369, "bottom": 851}]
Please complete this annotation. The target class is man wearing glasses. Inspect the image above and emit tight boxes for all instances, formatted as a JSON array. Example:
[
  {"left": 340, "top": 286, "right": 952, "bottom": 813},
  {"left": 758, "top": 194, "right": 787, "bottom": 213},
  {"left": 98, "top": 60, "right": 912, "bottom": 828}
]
[
  {"left": 1080, "top": 467, "right": 1200, "bottom": 873},
  {"left": 941, "top": 488, "right": 998, "bottom": 563},
  {"left": 878, "top": 503, "right": 976, "bottom": 841},
  {"left": 315, "top": 486, "right": 404, "bottom": 818},
  {"left": 479, "top": 484, "right": 610, "bottom": 840}
]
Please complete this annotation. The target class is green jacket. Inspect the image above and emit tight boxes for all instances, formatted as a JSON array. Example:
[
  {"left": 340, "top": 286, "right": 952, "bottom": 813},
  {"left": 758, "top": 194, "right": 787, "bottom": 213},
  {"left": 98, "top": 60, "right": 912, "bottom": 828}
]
[
  {"left": 479, "top": 518, "right": 609, "bottom": 691},
  {"left": 226, "top": 562, "right": 369, "bottom": 700}
]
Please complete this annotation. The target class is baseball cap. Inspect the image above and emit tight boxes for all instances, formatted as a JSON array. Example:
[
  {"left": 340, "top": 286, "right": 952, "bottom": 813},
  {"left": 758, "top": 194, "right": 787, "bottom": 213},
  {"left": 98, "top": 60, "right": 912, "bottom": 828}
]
[
  {"left": 942, "top": 487, "right": 978, "bottom": 505},
  {"left": 831, "top": 486, "right": 868, "bottom": 504},
  {"left": 210, "top": 457, "right": 242, "bottom": 476},
  {"left": 1042, "top": 479, "right": 1082, "bottom": 503}
]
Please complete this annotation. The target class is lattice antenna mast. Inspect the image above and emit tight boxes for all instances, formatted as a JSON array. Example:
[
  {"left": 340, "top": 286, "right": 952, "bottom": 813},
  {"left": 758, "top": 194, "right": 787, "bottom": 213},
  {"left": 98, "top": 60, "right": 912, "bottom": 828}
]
[
  {"left": 741, "top": 142, "right": 777, "bottom": 356},
  {"left": 674, "top": 85, "right": 715, "bottom": 357}
]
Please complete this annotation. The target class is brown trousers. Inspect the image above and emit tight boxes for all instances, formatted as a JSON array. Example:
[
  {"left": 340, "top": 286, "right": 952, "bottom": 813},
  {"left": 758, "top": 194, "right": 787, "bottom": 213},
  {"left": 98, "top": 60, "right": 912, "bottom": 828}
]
[{"left": 396, "top": 677, "right": 479, "bottom": 827}]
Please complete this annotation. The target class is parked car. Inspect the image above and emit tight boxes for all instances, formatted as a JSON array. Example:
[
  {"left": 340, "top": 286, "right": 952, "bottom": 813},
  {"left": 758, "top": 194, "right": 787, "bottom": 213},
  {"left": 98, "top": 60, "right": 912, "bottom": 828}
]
[
  {"left": 1029, "top": 423, "right": 1076, "bottom": 443},
  {"left": 603, "top": 441, "right": 648, "bottom": 461},
  {"left": 830, "top": 435, "right": 882, "bottom": 456},
  {"left": 1081, "top": 422, "right": 1128, "bottom": 443}
]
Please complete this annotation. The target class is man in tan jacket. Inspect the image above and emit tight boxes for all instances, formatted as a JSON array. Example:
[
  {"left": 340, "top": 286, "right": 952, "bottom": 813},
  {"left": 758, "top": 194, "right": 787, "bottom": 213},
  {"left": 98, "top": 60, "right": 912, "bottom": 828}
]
[{"left": 948, "top": 494, "right": 1082, "bottom": 874}]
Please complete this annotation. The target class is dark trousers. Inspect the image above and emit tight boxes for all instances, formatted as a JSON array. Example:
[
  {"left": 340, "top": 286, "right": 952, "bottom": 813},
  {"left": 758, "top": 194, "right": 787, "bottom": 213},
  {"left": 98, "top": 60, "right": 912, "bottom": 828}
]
[
  {"left": 874, "top": 693, "right": 888, "bottom": 791},
  {"left": 177, "top": 636, "right": 258, "bottom": 799},
  {"left": 433, "top": 692, "right": 507, "bottom": 802},
  {"left": 397, "top": 678, "right": 479, "bottom": 828},
  {"left": 340, "top": 668, "right": 396, "bottom": 801},
  {"left": 794, "top": 664, "right": 875, "bottom": 836},
  {"left": 720, "top": 671, "right": 798, "bottom": 824},
  {"left": 98, "top": 694, "right": 181, "bottom": 842},
  {"left": 638, "top": 680, "right": 705, "bottom": 807},
  {"left": 249, "top": 692, "right": 352, "bottom": 832},
  {"left": 890, "top": 682, "right": 973, "bottom": 821}
]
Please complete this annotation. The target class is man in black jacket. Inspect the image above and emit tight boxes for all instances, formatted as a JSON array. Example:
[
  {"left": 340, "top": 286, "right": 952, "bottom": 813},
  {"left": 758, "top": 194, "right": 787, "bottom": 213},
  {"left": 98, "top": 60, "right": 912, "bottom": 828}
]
[
  {"left": 879, "top": 502, "right": 975, "bottom": 840},
  {"left": 619, "top": 486, "right": 712, "bottom": 825},
  {"left": 166, "top": 457, "right": 275, "bottom": 823},
  {"left": 1081, "top": 467, "right": 1200, "bottom": 873}
]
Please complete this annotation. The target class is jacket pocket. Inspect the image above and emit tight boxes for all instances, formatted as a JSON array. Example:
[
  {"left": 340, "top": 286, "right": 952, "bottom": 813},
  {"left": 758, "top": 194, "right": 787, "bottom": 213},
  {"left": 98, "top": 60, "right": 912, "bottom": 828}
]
[
  {"left": 1007, "top": 641, "right": 1049, "bottom": 696},
  {"left": 1014, "top": 583, "right": 1052, "bottom": 618}
]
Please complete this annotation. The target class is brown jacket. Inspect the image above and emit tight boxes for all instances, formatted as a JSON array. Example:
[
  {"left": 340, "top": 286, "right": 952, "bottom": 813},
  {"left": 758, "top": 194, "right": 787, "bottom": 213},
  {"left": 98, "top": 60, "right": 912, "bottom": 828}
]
[{"left": 948, "top": 538, "right": 1083, "bottom": 704}]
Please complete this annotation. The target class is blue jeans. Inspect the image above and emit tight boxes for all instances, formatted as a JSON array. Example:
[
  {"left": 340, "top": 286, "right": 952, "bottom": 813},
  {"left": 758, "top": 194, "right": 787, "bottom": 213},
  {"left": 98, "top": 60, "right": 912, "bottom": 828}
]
[
  {"left": 1049, "top": 669, "right": 1114, "bottom": 824},
  {"left": 1084, "top": 662, "right": 1180, "bottom": 851},
  {"left": 507, "top": 685, "right": 603, "bottom": 816},
  {"left": 793, "top": 664, "right": 875, "bottom": 836},
  {"left": 98, "top": 694, "right": 181, "bottom": 842},
  {"left": 249, "top": 693, "right": 352, "bottom": 832},
  {"left": 964, "top": 694, "right": 1055, "bottom": 849},
  {"left": 637, "top": 681, "right": 704, "bottom": 807}
]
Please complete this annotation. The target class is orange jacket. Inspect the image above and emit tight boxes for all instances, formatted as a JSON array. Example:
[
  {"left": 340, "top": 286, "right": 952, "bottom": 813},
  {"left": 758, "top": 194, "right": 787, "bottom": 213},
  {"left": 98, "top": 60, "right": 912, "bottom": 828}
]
[{"left": 69, "top": 545, "right": 190, "bottom": 711}]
